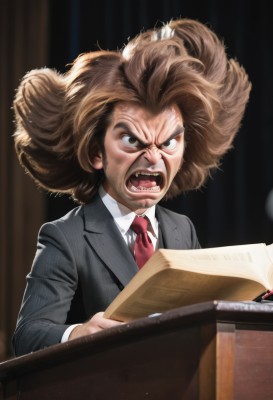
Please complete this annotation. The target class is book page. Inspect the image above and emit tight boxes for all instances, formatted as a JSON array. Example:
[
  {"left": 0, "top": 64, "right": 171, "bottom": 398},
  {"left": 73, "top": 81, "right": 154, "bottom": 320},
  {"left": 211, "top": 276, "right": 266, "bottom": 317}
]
[
  {"left": 160, "top": 243, "right": 273, "bottom": 288},
  {"left": 106, "top": 268, "right": 265, "bottom": 322},
  {"left": 264, "top": 243, "right": 273, "bottom": 287},
  {"left": 104, "top": 242, "right": 273, "bottom": 322},
  {"left": 265, "top": 243, "right": 273, "bottom": 262}
]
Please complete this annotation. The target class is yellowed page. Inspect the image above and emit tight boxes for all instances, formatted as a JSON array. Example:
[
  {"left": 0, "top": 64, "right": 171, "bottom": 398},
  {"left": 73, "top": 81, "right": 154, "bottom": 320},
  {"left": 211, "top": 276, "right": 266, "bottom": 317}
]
[
  {"left": 106, "top": 269, "right": 264, "bottom": 322},
  {"left": 264, "top": 243, "right": 273, "bottom": 288},
  {"left": 160, "top": 243, "right": 273, "bottom": 288},
  {"left": 104, "top": 243, "right": 273, "bottom": 322}
]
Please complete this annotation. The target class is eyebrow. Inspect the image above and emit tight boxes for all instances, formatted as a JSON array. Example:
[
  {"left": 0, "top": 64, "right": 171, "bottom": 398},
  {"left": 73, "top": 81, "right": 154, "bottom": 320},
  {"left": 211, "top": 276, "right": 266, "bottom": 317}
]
[
  {"left": 114, "top": 122, "right": 185, "bottom": 147},
  {"left": 161, "top": 126, "right": 185, "bottom": 145}
]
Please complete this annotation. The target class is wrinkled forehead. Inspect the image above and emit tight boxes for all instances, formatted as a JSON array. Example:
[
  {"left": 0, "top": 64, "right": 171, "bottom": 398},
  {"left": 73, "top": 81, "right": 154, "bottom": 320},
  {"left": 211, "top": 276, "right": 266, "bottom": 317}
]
[
  {"left": 109, "top": 102, "right": 183, "bottom": 137},
  {"left": 112, "top": 101, "right": 182, "bottom": 119},
  {"left": 106, "top": 102, "right": 184, "bottom": 144}
]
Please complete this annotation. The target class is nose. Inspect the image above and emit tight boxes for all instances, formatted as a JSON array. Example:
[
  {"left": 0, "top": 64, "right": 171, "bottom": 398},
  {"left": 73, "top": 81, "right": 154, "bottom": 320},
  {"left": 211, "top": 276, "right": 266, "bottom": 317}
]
[{"left": 143, "top": 145, "right": 162, "bottom": 164}]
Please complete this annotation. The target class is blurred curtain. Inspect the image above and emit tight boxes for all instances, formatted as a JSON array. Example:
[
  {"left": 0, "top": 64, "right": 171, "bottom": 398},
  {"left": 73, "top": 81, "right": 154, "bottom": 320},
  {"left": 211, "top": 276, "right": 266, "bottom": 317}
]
[
  {"left": 0, "top": 0, "right": 47, "bottom": 360},
  {"left": 48, "top": 0, "right": 273, "bottom": 247},
  {"left": 1, "top": 0, "right": 273, "bottom": 362}
]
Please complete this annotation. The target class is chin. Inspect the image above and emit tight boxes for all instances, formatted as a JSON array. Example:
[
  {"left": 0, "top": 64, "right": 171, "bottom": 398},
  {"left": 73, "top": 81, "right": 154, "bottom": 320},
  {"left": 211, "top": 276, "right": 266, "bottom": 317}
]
[
  {"left": 124, "top": 186, "right": 167, "bottom": 209},
  {"left": 129, "top": 195, "right": 162, "bottom": 211}
]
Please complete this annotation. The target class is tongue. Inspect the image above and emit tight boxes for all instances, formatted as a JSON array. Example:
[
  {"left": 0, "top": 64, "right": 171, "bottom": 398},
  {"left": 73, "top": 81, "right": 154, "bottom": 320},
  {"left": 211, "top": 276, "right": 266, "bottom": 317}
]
[{"left": 130, "top": 174, "right": 158, "bottom": 188}]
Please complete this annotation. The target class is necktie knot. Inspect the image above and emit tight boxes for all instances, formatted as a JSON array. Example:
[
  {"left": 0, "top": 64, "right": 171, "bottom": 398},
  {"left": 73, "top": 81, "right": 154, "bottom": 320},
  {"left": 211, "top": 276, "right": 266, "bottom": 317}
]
[
  {"left": 131, "top": 216, "right": 154, "bottom": 268},
  {"left": 131, "top": 216, "right": 149, "bottom": 234}
]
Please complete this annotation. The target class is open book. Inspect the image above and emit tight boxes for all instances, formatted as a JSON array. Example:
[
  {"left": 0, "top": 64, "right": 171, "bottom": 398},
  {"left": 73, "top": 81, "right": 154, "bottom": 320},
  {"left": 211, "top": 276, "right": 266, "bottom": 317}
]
[{"left": 104, "top": 243, "right": 273, "bottom": 322}]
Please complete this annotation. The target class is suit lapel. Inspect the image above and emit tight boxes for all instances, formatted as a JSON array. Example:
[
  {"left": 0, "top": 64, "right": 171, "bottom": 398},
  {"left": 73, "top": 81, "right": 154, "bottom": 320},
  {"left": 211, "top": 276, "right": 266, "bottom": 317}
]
[
  {"left": 156, "top": 205, "right": 181, "bottom": 249},
  {"left": 82, "top": 198, "right": 181, "bottom": 287},
  {"left": 83, "top": 196, "right": 138, "bottom": 287}
]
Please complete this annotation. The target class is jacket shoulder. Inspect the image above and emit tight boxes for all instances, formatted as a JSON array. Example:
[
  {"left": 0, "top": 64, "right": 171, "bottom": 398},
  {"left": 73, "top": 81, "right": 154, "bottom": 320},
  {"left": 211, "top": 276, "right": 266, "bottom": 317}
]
[
  {"left": 156, "top": 205, "right": 201, "bottom": 249},
  {"left": 157, "top": 205, "right": 193, "bottom": 223}
]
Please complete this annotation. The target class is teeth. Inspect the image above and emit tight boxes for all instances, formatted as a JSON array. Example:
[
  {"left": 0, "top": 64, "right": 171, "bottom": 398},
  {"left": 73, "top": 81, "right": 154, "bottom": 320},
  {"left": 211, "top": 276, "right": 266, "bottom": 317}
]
[
  {"left": 131, "top": 185, "right": 160, "bottom": 192},
  {"left": 134, "top": 172, "right": 160, "bottom": 177}
]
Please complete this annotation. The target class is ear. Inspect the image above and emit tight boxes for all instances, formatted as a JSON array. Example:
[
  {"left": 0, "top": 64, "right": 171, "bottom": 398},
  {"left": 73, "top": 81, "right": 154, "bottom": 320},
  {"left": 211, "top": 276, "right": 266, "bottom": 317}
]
[{"left": 90, "top": 151, "right": 103, "bottom": 170}]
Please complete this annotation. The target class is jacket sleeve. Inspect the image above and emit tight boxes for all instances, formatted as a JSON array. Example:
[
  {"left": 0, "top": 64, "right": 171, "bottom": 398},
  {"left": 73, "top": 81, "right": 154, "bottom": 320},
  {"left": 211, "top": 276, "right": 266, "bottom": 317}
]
[{"left": 12, "top": 222, "right": 79, "bottom": 356}]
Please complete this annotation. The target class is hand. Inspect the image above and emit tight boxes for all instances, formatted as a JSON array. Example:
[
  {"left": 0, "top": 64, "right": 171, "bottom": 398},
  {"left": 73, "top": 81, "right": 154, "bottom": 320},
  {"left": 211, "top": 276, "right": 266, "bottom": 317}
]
[{"left": 68, "top": 312, "right": 124, "bottom": 340}]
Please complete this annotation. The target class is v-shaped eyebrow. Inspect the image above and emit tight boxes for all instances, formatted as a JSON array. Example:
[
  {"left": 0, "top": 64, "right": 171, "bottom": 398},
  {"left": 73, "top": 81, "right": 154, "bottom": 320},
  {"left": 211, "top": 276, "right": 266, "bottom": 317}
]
[{"left": 114, "top": 122, "right": 185, "bottom": 147}]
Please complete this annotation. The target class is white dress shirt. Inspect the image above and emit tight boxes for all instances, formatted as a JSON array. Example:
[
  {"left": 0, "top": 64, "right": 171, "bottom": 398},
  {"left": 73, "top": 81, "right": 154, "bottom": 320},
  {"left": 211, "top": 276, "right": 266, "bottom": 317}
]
[
  {"left": 61, "top": 186, "right": 159, "bottom": 342},
  {"left": 99, "top": 185, "right": 159, "bottom": 253}
]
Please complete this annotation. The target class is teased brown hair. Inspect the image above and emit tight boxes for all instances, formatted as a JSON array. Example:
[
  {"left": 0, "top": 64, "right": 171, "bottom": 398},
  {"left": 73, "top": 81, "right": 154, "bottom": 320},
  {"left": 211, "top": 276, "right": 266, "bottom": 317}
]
[{"left": 13, "top": 18, "right": 251, "bottom": 204}]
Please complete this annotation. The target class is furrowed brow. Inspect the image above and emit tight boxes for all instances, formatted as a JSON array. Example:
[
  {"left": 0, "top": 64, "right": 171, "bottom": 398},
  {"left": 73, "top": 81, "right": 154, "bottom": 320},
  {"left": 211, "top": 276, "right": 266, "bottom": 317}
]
[
  {"left": 114, "top": 122, "right": 148, "bottom": 147},
  {"left": 159, "top": 126, "right": 185, "bottom": 146}
]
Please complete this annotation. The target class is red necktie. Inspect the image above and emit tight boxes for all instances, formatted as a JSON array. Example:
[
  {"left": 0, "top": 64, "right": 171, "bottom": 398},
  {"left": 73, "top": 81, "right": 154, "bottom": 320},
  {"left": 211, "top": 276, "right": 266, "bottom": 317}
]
[{"left": 131, "top": 216, "right": 154, "bottom": 268}]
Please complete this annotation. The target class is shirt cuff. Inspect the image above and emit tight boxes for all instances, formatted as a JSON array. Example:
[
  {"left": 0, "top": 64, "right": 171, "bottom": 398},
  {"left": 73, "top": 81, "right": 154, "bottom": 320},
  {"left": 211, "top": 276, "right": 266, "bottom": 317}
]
[{"left": 61, "top": 324, "right": 82, "bottom": 343}]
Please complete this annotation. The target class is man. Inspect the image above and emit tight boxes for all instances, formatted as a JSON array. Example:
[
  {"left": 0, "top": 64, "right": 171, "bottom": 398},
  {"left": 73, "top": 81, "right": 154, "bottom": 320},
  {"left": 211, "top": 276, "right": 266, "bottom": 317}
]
[{"left": 12, "top": 18, "right": 251, "bottom": 356}]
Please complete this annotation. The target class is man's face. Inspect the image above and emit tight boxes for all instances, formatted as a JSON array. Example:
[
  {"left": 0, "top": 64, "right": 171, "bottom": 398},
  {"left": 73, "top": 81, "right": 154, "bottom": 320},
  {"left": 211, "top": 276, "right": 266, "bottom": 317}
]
[{"left": 92, "top": 102, "right": 185, "bottom": 214}]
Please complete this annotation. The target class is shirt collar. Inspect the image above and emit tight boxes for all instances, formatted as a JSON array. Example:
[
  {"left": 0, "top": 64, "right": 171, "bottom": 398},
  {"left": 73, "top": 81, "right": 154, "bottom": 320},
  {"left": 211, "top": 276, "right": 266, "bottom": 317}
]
[{"left": 99, "top": 185, "right": 158, "bottom": 237}]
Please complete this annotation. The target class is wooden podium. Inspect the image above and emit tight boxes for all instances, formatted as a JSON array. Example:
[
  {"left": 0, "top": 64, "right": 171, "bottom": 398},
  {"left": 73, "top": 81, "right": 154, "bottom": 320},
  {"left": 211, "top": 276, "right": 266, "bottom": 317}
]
[{"left": 1, "top": 301, "right": 273, "bottom": 400}]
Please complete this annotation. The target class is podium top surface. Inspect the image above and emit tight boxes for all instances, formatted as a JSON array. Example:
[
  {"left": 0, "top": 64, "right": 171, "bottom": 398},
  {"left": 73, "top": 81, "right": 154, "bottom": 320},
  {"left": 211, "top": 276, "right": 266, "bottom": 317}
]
[{"left": 1, "top": 300, "right": 273, "bottom": 381}]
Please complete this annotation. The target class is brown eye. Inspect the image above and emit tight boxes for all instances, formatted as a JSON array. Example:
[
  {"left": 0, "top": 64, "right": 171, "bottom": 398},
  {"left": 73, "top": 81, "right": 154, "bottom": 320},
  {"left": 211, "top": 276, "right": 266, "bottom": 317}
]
[{"left": 121, "top": 135, "right": 140, "bottom": 148}]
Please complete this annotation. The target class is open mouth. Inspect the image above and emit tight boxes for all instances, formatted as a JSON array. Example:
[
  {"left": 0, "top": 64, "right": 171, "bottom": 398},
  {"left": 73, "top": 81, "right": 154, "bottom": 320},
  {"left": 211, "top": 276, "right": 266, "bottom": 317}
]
[{"left": 127, "top": 171, "right": 163, "bottom": 192}]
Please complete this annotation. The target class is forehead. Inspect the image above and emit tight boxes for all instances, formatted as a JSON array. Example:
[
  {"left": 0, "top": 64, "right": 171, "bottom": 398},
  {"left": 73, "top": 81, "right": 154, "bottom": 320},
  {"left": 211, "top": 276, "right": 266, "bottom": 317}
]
[{"left": 110, "top": 102, "right": 183, "bottom": 128}]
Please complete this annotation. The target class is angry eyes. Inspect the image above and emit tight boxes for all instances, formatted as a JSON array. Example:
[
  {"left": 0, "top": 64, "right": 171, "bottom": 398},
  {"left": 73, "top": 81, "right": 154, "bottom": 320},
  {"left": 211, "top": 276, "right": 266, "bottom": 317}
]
[{"left": 121, "top": 134, "right": 179, "bottom": 152}]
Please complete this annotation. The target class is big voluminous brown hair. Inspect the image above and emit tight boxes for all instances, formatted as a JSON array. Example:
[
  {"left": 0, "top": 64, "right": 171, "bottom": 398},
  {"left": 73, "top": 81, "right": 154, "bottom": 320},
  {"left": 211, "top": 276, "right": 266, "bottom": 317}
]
[{"left": 13, "top": 18, "right": 251, "bottom": 204}]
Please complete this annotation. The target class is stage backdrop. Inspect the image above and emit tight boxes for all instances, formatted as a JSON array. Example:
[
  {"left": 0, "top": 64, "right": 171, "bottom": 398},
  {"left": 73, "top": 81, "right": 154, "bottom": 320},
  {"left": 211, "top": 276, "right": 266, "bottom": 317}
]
[
  {"left": 1, "top": 0, "right": 272, "bottom": 361},
  {"left": 47, "top": 0, "right": 273, "bottom": 247}
]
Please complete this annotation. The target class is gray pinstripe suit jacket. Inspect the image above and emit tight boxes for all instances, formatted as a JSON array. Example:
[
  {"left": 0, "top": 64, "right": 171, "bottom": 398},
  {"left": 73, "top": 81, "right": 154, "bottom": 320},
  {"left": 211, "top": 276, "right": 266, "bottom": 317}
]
[{"left": 12, "top": 195, "right": 200, "bottom": 356}]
